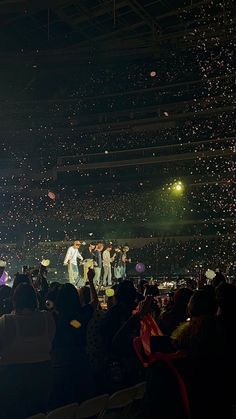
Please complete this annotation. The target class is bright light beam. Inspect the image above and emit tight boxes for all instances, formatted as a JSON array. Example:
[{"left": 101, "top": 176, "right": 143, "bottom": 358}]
[{"left": 172, "top": 181, "right": 184, "bottom": 195}]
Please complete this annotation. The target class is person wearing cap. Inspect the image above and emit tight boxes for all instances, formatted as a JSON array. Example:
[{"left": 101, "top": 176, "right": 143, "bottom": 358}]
[{"left": 63, "top": 241, "right": 83, "bottom": 285}]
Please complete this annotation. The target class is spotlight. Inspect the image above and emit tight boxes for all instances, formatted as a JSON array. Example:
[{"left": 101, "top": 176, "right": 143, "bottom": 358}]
[{"left": 172, "top": 181, "right": 184, "bottom": 195}]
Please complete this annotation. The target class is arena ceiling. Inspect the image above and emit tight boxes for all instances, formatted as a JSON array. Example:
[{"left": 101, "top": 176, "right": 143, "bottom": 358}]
[{"left": 0, "top": 0, "right": 227, "bottom": 63}]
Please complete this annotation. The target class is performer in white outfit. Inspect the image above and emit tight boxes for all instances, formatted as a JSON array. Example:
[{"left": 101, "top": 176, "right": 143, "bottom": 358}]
[
  {"left": 102, "top": 244, "right": 115, "bottom": 287},
  {"left": 63, "top": 241, "right": 83, "bottom": 285}
]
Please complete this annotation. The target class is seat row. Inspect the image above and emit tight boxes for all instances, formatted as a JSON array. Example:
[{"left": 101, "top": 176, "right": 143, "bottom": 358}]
[{"left": 27, "top": 381, "right": 146, "bottom": 419}]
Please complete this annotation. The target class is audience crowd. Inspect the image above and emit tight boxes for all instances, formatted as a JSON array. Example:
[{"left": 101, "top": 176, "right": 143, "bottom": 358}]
[
  {"left": 0, "top": 2, "right": 235, "bottom": 417},
  {"left": 39, "top": 112, "right": 236, "bottom": 157},
  {"left": 0, "top": 236, "right": 235, "bottom": 281},
  {"left": 0, "top": 181, "right": 234, "bottom": 232},
  {"left": 131, "top": 238, "right": 235, "bottom": 276},
  {"left": 0, "top": 265, "right": 235, "bottom": 418}
]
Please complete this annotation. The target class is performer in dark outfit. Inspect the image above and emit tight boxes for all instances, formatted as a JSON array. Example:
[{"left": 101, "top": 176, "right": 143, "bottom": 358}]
[
  {"left": 114, "top": 246, "right": 123, "bottom": 282},
  {"left": 31, "top": 259, "right": 50, "bottom": 308},
  {"left": 122, "top": 245, "right": 131, "bottom": 280},
  {"left": 93, "top": 242, "right": 104, "bottom": 285},
  {"left": 82, "top": 242, "right": 96, "bottom": 283}
]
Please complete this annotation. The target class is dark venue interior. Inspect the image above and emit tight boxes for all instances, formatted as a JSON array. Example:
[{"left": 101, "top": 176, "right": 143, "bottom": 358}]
[{"left": 0, "top": 0, "right": 235, "bottom": 418}]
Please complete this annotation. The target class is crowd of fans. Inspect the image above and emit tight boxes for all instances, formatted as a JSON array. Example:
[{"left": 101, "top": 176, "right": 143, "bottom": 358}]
[
  {"left": 0, "top": 180, "right": 234, "bottom": 229},
  {"left": 37, "top": 72, "right": 235, "bottom": 117},
  {"left": 132, "top": 238, "right": 235, "bottom": 277},
  {"left": 0, "top": 264, "right": 235, "bottom": 418},
  {"left": 2, "top": 25, "right": 235, "bottom": 160},
  {"left": 0, "top": 236, "right": 235, "bottom": 281},
  {"left": 0, "top": 2, "right": 235, "bottom": 417},
  {"left": 11, "top": 27, "right": 234, "bottom": 105},
  {"left": 37, "top": 111, "right": 235, "bottom": 157},
  {"left": 0, "top": 71, "right": 235, "bottom": 277}
]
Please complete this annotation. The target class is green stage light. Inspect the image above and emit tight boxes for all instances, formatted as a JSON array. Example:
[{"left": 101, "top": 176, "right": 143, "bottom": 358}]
[
  {"left": 172, "top": 181, "right": 184, "bottom": 195},
  {"left": 175, "top": 184, "right": 182, "bottom": 191}
]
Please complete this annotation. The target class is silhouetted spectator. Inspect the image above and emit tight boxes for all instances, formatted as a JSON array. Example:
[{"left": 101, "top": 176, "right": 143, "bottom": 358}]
[
  {"left": 0, "top": 283, "right": 55, "bottom": 419},
  {"left": 212, "top": 270, "right": 226, "bottom": 288},
  {"left": 0, "top": 285, "right": 12, "bottom": 315},
  {"left": 101, "top": 280, "right": 137, "bottom": 349},
  {"left": 158, "top": 288, "right": 193, "bottom": 335},
  {"left": 51, "top": 283, "right": 96, "bottom": 408}
]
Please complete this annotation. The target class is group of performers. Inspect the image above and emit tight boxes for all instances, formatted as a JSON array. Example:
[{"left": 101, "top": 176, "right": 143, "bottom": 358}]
[{"left": 63, "top": 241, "right": 131, "bottom": 287}]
